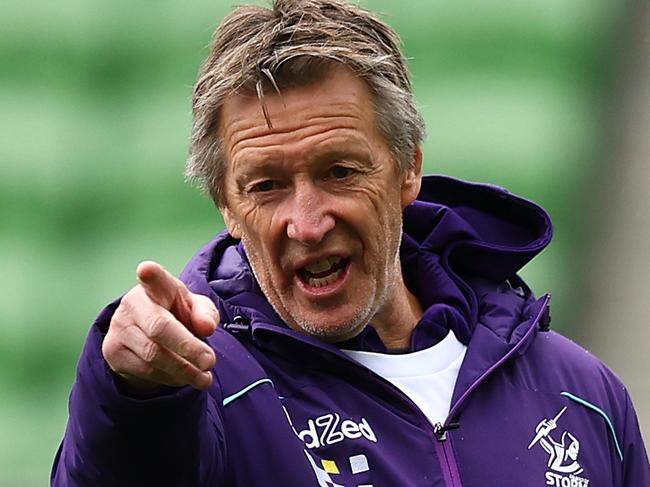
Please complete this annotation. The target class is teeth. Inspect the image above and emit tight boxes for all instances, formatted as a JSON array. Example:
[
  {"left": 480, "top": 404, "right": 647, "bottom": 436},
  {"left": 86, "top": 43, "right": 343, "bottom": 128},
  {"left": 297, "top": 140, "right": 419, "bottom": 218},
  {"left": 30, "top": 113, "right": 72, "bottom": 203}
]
[
  {"left": 304, "top": 256, "right": 341, "bottom": 274},
  {"left": 305, "top": 259, "right": 331, "bottom": 274},
  {"left": 307, "top": 269, "right": 343, "bottom": 287}
]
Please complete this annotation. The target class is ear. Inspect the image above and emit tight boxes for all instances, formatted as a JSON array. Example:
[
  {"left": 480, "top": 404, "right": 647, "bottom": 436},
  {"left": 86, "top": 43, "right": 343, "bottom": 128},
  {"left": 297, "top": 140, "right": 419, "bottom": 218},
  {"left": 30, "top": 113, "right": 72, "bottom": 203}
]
[
  {"left": 221, "top": 207, "right": 242, "bottom": 239},
  {"left": 400, "top": 146, "right": 423, "bottom": 208}
]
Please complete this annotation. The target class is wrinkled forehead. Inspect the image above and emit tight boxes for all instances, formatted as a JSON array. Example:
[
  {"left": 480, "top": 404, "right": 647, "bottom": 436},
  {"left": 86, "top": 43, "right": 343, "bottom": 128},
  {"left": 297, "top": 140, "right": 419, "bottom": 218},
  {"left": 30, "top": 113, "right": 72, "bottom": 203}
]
[
  {"left": 228, "top": 61, "right": 373, "bottom": 129},
  {"left": 219, "top": 66, "right": 379, "bottom": 147}
]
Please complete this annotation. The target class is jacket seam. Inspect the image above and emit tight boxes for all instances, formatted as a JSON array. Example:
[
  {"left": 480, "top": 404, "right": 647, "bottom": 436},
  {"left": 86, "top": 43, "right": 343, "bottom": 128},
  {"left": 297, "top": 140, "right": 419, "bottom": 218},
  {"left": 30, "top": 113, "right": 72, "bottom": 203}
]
[{"left": 560, "top": 391, "right": 624, "bottom": 462}]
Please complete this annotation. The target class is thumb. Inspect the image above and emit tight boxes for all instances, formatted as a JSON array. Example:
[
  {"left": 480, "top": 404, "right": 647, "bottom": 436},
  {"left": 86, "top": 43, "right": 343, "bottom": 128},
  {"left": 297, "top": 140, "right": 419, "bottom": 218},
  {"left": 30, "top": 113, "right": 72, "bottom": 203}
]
[
  {"left": 136, "top": 260, "right": 192, "bottom": 325},
  {"left": 190, "top": 294, "right": 219, "bottom": 338}
]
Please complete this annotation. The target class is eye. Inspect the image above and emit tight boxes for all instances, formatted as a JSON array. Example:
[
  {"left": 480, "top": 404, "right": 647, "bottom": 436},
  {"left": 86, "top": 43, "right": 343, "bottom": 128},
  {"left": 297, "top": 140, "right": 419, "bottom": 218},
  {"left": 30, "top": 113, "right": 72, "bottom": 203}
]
[
  {"left": 329, "top": 165, "right": 354, "bottom": 179},
  {"left": 250, "top": 180, "right": 277, "bottom": 193}
]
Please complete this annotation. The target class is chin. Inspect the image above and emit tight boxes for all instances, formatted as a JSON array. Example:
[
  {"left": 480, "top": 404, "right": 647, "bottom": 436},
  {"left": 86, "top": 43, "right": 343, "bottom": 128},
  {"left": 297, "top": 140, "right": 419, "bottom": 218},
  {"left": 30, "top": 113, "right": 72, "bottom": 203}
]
[{"left": 289, "top": 308, "right": 373, "bottom": 342}]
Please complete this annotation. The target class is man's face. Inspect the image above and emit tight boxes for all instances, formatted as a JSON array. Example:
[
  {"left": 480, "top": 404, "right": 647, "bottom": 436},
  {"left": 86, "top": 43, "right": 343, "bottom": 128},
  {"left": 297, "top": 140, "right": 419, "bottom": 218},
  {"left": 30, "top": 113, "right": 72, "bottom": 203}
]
[{"left": 220, "top": 68, "right": 421, "bottom": 341}]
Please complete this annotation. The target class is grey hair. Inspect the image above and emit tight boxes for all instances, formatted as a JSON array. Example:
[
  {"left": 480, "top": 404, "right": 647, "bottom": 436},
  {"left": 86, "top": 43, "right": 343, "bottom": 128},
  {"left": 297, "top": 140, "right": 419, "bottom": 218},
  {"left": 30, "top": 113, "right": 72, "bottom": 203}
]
[{"left": 186, "top": 0, "right": 426, "bottom": 207}]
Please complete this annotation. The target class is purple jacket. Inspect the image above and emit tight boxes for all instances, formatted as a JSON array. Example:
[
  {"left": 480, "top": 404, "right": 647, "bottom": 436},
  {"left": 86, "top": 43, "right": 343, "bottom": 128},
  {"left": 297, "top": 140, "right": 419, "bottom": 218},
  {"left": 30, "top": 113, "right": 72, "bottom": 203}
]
[{"left": 52, "top": 176, "right": 649, "bottom": 486}]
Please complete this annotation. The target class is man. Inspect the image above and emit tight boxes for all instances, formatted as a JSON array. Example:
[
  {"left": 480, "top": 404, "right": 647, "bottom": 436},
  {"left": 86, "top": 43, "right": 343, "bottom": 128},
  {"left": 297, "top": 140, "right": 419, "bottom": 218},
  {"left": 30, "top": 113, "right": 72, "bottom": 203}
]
[{"left": 52, "top": 0, "right": 649, "bottom": 485}]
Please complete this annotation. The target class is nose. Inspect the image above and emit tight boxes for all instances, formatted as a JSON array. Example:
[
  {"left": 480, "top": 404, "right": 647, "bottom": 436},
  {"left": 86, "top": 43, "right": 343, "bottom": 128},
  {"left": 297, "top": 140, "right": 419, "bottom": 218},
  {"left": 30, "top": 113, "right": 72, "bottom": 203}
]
[{"left": 285, "top": 181, "right": 335, "bottom": 246}]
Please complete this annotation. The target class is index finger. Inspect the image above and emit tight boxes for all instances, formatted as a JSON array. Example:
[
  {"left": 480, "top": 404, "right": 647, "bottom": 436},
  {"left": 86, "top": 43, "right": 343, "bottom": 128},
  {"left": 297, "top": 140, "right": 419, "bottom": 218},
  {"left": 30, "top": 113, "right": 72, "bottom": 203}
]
[
  {"left": 137, "top": 261, "right": 192, "bottom": 325},
  {"left": 136, "top": 305, "right": 216, "bottom": 372}
]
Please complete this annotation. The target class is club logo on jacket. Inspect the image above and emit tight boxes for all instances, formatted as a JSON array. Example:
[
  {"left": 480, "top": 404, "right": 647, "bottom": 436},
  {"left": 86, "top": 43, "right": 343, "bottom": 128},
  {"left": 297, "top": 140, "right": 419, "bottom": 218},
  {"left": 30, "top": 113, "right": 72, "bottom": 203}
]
[
  {"left": 297, "top": 412, "right": 378, "bottom": 449},
  {"left": 281, "top": 406, "right": 376, "bottom": 486},
  {"left": 528, "top": 406, "right": 589, "bottom": 486}
]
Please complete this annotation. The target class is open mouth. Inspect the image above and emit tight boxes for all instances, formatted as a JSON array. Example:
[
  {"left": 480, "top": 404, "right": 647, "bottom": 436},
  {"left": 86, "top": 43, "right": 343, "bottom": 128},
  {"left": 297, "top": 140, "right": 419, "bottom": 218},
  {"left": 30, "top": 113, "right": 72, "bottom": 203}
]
[{"left": 297, "top": 256, "right": 350, "bottom": 288}]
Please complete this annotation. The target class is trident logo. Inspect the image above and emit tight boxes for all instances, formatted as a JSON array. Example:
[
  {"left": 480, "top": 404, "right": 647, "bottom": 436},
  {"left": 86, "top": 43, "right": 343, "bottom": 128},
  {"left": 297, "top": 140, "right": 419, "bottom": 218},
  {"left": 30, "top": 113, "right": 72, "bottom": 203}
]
[{"left": 528, "top": 406, "right": 583, "bottom": 476}]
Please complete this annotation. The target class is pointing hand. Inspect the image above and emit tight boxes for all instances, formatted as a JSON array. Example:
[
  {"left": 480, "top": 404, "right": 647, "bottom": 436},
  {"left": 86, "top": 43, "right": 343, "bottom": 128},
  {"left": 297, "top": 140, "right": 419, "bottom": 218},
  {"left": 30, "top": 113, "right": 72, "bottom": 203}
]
[{"left": 102, "top": 261, "right": 219, "bottom": 392}]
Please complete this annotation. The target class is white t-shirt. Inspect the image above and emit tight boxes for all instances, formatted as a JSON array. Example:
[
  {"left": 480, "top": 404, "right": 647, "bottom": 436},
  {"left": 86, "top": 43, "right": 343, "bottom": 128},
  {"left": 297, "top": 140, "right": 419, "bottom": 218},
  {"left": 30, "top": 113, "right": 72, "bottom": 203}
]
[{"left": 341, "top": 330, "right": 467, "bottom": 426}]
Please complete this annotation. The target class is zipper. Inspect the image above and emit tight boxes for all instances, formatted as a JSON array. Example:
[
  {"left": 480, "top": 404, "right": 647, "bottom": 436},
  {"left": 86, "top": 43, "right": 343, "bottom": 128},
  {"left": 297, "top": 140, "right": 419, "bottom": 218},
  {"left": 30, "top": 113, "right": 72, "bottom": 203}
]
[
  {"left": 429, "top": 293, "right": 551, "bottom": 487},
  {"left": 433, "top": 422, "right": 460, "bottom": 442},
  {"left": 433, "top": 423, "right": 462, "bottom": 487},
  {"left": 446, "top": 293, "right": 551, "bottom": 422}
]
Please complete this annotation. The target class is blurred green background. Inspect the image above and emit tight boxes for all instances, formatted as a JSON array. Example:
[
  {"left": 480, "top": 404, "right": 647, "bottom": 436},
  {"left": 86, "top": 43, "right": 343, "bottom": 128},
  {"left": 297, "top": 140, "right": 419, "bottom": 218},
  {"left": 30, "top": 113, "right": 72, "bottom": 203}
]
[{"left": 0, "top": 0, "right": 640, "bottom": 484}]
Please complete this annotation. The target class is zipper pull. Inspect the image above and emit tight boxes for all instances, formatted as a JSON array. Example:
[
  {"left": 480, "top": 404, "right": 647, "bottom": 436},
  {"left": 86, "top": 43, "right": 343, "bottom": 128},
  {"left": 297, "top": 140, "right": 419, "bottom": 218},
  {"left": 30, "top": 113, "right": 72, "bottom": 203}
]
[
  {"left": 223, "top": 315, "right": 251, "bottom": 334},
  {"left": 433, "top": 422, "right": 460, "bottom": 441}
]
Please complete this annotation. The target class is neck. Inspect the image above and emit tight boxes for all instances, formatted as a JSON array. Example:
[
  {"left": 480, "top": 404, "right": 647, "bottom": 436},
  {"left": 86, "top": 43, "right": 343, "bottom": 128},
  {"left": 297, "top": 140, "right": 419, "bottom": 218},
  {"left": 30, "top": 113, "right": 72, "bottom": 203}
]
[{"left": 371, "top": 281, "right": 423, "bottom": 350}]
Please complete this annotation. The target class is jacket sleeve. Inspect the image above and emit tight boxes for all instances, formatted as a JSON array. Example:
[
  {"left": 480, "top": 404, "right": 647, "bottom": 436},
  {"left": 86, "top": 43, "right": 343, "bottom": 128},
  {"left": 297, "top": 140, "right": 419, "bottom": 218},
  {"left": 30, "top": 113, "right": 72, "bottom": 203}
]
[
  {"left": 621, "top": 390, "right": 650, "bottom": 486},
  {"left": 50, "top": 300, "right": 227, "bottom": 487}
]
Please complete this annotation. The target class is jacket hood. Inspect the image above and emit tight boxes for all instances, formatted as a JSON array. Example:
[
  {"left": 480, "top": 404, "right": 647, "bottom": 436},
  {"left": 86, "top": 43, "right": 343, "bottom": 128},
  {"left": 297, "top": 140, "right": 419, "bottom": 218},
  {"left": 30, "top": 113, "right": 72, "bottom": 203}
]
[{"left": 180, "top": 175, "right": 553, "bottom": 352}]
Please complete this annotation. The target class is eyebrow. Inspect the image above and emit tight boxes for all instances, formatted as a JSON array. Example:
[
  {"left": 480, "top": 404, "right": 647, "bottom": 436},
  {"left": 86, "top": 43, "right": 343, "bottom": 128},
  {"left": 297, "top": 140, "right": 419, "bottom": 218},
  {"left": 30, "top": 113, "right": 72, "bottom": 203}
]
[{"left": 230, "top": 150, "right": 285, "bottom": 180}]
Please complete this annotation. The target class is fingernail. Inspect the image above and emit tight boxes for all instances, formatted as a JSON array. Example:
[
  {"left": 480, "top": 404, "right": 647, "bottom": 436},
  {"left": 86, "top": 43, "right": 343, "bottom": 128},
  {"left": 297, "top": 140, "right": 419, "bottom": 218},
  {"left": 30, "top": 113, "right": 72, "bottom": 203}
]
[{"left": 198, "top": 351, "right": 214, "bottom": 370}]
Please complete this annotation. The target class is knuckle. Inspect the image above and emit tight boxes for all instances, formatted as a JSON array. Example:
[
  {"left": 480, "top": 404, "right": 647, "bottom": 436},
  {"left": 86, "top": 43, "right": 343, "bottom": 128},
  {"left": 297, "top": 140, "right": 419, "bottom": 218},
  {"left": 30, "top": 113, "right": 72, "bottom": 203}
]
[
  {"left": 147, "top": 315, "right": 170, "bottom": 339},
  {"left": 119, "top": 285, "right": 152, "bottom": 313},
  {"left": 142, "top": 340, "right": 161, "bottom": 364},
  {"left": 102, "top": 346, "right": 129, "bottom": 375},
  {"left": 109, "top": 305, "right": 130, "bottom": 329},
  {"left": 102, "top": 332, "right": 126, "bottom": 358},
  {"left": 197, "top": 295, "right": 219, "bottom": 321},
  {"left": 199, "top": 295, "right": 217, "bottom": 312},
  {"left": 119, "top": 287, "right": 140, "bottom": 309},
  {"left": 193, "top": 293, "right": 208, "bottom": 305},
  {"left": 101, "top": 338, "right": 118, "bottom": 362},
  {"left": 176, "top": 338, "right": 196, "bottom": 360}
]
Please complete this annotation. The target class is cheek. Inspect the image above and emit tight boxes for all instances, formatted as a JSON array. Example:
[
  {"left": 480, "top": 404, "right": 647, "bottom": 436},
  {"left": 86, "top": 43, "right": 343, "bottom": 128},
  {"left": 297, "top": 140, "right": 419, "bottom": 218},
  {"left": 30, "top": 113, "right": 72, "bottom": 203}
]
[
  {"left": 240, "top": 233, "right": 281, "bottom": 289},
  {"left": 341, "top": 188, "right": 402, "bottom": 249},
  {"left": 236, "top": 206, "right": 278, "bottom": 250},
  {"left": 372, "top": 201, "right": 404, "bottom": 266},
  {"left": 239, "top": 218, "right": 288, "bottom": 279},
  {"left": 241, "top": 227, "right": 275, "bottom": 263}
]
